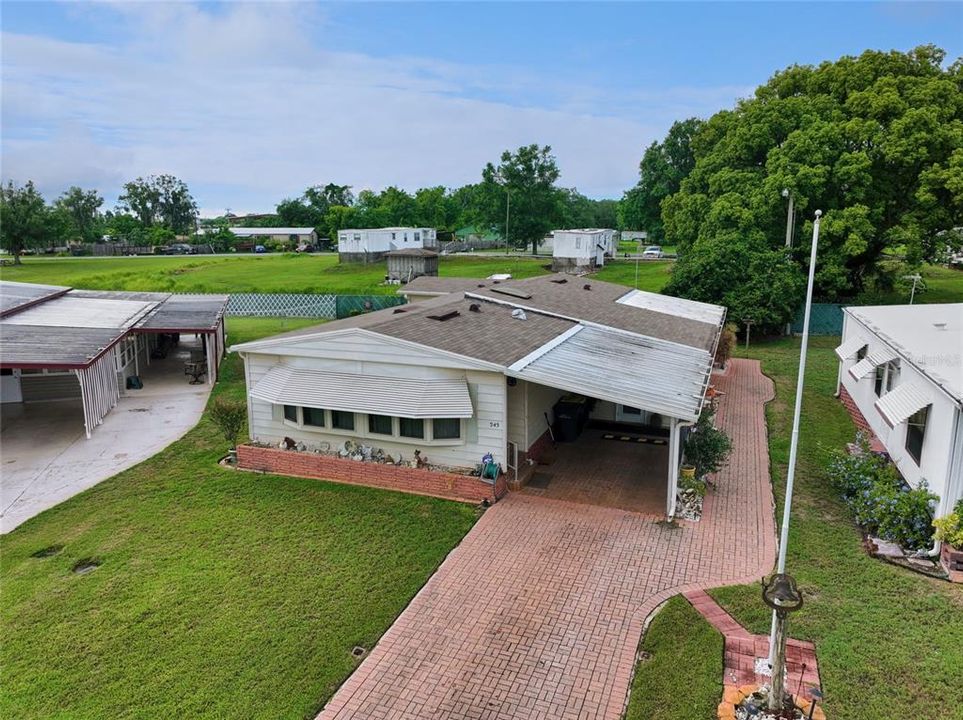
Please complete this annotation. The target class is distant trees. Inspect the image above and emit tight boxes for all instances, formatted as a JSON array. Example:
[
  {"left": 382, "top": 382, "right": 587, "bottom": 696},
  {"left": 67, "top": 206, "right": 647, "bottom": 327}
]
[
  {"left": 0, "top": 181, "right": 56, "bottom": 264},
  {"left": 55, "top": 186, "right": 104, "bottom": 243},
  {"left": 117, "top": 174, "right": 197, "bottom": 234},
  {"left": 623, "top": 45, "right": 963, "bottom": 330}
]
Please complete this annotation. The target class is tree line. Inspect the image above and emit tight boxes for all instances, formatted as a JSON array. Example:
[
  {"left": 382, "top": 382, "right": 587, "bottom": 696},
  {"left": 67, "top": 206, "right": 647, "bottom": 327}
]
[{"left": 1, "top": 146, "right": 618, "bottom": 261}]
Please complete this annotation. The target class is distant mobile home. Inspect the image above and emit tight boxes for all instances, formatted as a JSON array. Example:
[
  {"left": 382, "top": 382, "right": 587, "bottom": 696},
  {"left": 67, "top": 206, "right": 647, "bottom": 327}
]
[
  {"left": 338, "top": 227, "right": 438, "bottom": 262},
  {"left": 551, "top": 229, "right": 615, "bottom": 272},
  {"left": 229, "top": 227, "right": 318, "bottom": 249}
]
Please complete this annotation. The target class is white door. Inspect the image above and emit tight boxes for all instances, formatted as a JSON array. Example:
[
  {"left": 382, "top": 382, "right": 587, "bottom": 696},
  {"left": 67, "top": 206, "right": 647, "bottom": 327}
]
[
  {"left": 616, "top": 404, "right": 643, "bottom": 424},
  {"left": 1, "top": 368, "right": 23, "bottom": 403}
]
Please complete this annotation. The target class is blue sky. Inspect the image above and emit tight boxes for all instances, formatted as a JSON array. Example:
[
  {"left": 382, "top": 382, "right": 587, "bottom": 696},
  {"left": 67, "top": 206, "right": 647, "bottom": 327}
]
[{"left": 2, "top": 2, "right": 960, "bottom": 216}]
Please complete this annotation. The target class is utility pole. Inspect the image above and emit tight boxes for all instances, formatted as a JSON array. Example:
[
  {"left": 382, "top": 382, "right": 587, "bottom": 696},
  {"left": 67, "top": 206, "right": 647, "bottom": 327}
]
[
  {"left": 903, "top": 274, "right": 922, "bottom": 304},
  {"left": 768, "top": 210, "right": 822, "bottom": 666},
  {"left": 505, "top": 189, "right": 510, "bottom": 254}
]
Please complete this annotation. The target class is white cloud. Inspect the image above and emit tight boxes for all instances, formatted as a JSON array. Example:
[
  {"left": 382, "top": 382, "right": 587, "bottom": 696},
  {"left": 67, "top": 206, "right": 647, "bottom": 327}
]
[{"left": 1, "top": 2, "right": 744, "bottom": 210}]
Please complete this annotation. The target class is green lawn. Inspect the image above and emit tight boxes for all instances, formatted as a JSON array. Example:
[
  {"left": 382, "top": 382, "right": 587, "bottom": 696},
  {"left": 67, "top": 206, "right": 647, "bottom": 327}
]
[
  {"left": 625, "top": 596, "right": 723, "bottom": 720},
  {"left": 0, "top": 316, "right": 478, "bottom": 720},
  {"left": 860, "top": 263, "right": 963, "bottom": 305},
  {"left": 593, "top": 258, "right": 674, "bottom": 292},
  {"left": 626, "top": 337, "right": 963, "bottom": 720},
  {"left": 0, "top": 254, "right": 549, "bottom": 295}
]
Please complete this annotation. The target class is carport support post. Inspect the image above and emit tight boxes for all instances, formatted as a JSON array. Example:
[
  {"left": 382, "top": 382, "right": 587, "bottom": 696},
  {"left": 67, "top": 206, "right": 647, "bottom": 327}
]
[{"left": 666, "top": 418, "right": 680, "bottom": 518}]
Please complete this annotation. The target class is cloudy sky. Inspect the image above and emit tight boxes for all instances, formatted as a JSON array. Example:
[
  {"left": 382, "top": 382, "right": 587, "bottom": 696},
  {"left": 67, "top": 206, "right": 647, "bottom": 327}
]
[{"left": 2, "top": 2, "right": 960, "bottom": 216}]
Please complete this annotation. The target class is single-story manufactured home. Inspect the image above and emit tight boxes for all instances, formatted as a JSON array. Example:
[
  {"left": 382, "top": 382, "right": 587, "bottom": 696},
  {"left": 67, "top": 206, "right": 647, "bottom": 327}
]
[
  {"left": 836, "top": 302, "right": 963, "bottom": 519},
  {"left": 0, "top": 281, "right": 228, "bottom": 438},
  {"left": 231, "top": 274, "right": 726, "bottom": 514},
  {"left": 552, "top": 229, "right": 616, "bottom": 272},
  {"left": 229, "top": 227, "right": 318, "bottom": 249},
  {"left": 337, "top": 227, "right": 438, "bottom": 262}
]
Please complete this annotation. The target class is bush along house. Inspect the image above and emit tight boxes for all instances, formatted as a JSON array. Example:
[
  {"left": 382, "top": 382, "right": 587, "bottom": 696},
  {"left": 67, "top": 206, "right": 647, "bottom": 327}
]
[
  {"left": 835, "top": 303, "right": 963, "bottom": 580},
  {"left": 230, "top": 274, "right": 726, "bottom": 512}
]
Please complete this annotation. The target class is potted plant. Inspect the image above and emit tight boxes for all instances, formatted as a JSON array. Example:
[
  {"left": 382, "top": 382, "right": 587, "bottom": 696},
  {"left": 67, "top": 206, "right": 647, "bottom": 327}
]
[
  {"left": 933, "top": 500, "right": 963, "bottom": 583},
  {"left": 210, "top": 396, "right": 247, "bottom": 464}
]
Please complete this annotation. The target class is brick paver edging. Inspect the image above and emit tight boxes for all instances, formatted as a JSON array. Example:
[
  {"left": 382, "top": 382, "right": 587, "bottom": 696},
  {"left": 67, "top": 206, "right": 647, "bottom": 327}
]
[
  {"left": 315, "top": 359, "right": 779, "bottom": 720},
  {"left": 236, "top": 444, "right": 506, "bottom": 504}
]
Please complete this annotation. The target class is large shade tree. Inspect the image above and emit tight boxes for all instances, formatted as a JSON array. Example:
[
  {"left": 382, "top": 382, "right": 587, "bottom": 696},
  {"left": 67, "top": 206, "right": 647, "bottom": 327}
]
[
  {"left": 117, "top": 174, "right": 198, "bottom": 234},
  {"left": 0, "top": 181, "right": 58, "bottom": 264},
  {"left": 55, "top": 186, "right": 104, "bottom": 243},
  {"left": 662, "top": 46, "right": 963, "bottom": 325},
  {"left": 480, "top": 144, "right": 562, "bottom": 254}
]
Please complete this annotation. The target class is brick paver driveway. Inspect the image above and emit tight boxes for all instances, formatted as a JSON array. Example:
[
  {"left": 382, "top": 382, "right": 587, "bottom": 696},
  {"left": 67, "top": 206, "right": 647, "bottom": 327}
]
[{"left": 318, "top": 359, "right": 776, "bottom": 719}]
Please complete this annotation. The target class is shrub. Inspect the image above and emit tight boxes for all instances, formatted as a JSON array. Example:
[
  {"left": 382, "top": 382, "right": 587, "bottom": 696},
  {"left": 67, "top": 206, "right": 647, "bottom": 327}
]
[
  {"left": 683, "top": 404, "right": 733, "bottom": 481},
  {"left": 827, "top": 435, "right": 937, "bottom": 550},
  {"left": 933, "top": 509, "right": 963, "bottom": 549},
  {"left": 714, "top": 323, "right": 738, "bottom": 367},
  {"left": 209, "top": 396, "right": 247, "bottom": 450}
]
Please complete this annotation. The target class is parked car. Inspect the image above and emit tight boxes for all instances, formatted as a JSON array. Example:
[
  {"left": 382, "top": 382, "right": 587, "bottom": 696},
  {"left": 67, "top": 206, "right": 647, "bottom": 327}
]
[
  {"left": 166, "top": 243, "right": 194, "bottom": 255},
  {"left": 254, "top": 245, "right": 267, "bottom": 254},
  {"left": 296, "top": 243, "right": 317, "bottom": 253},
  {"left": 641, "top": 245, "right": 664, "bottom": 259}
]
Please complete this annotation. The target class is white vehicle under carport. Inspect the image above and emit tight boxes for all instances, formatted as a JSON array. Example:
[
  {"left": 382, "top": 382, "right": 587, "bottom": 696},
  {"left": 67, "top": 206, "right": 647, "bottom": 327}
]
[{"left": 641, "top": 245, "right": 664, "bottom": 259}]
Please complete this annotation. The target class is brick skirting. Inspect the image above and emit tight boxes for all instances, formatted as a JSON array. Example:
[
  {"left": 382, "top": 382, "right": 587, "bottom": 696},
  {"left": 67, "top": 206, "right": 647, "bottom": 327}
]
[
  {"left": 838, "top": 386, "right": 885, "bottom": 452},
  {"left": 236, "top": 444, "right": 504, "bottom": 504}
]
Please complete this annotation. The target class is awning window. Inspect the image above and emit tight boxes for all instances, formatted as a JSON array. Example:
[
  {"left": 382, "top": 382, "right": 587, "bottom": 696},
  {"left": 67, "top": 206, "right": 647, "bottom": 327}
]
[
  {"left": 834, "top": 336, "right": 867, "bottom": 361},
  {"left": 249, "top": 366, "right": 473, "bottom": 419},
  {"left": 875, "top": 383, "right": 931, "bottom": 428},
  {"left": 848, "top": 347, "right": 898, "bottom": 381}
]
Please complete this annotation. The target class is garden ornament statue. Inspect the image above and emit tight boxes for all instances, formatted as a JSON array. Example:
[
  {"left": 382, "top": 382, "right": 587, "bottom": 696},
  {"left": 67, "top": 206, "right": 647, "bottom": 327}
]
[{"left": 762, "top": 572, "right": 804, "bottom": 713}]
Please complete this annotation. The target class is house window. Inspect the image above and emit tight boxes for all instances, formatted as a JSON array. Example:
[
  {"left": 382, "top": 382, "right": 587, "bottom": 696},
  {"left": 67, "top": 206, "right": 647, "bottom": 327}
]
[
  {"left": 332, "top": 410, "right": 355, "bottom": 430},
  {"left": 875, "top": 362, "right": 898, "bottom": 397},
  {"left": 400, "top": 417, "right": 424, "bottom": 439},
  {"left": 433, "top": 418, "right": 461, "bottom": 440},
  {"left": 303, "top": 407, "right": 326, "bottom": 427},
  {"left": 575, "top": 237, "right": 581, "bottom": 249},
  {"left": 283, "top": 405, "right": 298, "bottom": 422},
  {"left": 905, "top": 405, "right": 929, "bottom": 465},
  {"left": 414, "top": 232, "right": 421, "bottom": 242},
  {"left": 369, "top": 414, "right": 393, "bottom": 435},
  {"left": 391, "top": 232, "right": 396, "bottom": 240},
  {"left": 353, "top": 233, "right": 361, "bottom": 242},
  {"left": 856, "top": 345, "right": 868, "bottom": 361}
]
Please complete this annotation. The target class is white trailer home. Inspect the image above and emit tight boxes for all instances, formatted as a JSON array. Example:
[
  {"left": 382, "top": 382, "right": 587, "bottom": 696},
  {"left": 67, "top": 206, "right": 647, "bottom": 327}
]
[
  {"left": 338, "top": 227, "right": 438, "bottom": 263},
  {"left": 551, "top": 229, "right": 614, "bottom": 272},
  {"left": 836, "top": 303, "right": 963, "bottom": 519},
  {"left": 231, "top": 274, "right": 726, "bottom": 514}
]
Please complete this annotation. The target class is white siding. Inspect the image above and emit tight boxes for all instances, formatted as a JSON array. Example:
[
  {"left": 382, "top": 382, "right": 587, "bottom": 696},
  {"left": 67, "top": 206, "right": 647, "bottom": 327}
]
[
  {"left": 337, "top": 228, "right": 436, "bottom": 254},
  {"left": 524, "top": 380, "right": 567, "bottom": 449},
  {"left": 839, "top": 314, "right": 960, "bottom": 506},
  {"left": 244, "top": 350, "right": 506, "bottom": 470}
]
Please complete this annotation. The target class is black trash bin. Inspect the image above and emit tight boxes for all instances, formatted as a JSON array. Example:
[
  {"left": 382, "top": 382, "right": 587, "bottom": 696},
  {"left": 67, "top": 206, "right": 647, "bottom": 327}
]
[{"left": 553, "top": 395, "right": 588, "bottom": 442}]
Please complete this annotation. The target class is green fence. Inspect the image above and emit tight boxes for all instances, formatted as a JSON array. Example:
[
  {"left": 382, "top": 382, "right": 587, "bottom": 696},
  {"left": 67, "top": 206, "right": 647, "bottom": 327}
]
[
  {"left": 335, "top": 295, "right": 406, "bottom": 319},
  {"left": 791, "top": 303, "right": 847, "bottom": 335}
]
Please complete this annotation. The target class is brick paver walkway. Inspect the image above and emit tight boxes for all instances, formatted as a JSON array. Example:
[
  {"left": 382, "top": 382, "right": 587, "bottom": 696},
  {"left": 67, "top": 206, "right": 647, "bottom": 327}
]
[
  {"left": 317, "top": 359, "right": 777, "bottom": 719},
  {"left": 684, "top": 589, "right": 821, "bottom": 696}
]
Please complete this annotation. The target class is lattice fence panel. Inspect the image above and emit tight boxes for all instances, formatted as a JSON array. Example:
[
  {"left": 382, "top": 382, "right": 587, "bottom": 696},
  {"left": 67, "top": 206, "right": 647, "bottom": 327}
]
[{"left": 226, "top": 294, "right": 338, "bottom": 318}]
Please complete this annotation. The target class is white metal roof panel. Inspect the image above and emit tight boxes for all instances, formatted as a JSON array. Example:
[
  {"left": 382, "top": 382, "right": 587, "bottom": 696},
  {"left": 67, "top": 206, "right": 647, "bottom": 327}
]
[
  {"left": 229, "top": 227, "right": 315, "bottom": 236},
  {"left": 249, "top": 366, "right": 473, "bottom": 419},
  {"left": 875, "top": 383, "right": 932, "bottom": 427},
  {"left": 834, "top": 335, "right": 867, "bottom": 360},
  {"left": 509, "top": 325, "right": 712, "bottom": 421},
  {"left": 2, "top": 296, "right": 156, "bottom": 329},
  {"left": 616, "top": 289, "right": 726, "bottom": 326},
  {"left": 849, "top": 347, "right": 898, "bottom": 380}
]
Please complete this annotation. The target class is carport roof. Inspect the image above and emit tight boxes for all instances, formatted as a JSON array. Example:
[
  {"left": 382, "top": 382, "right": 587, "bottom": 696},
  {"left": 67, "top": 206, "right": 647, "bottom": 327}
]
[
  {"left": 0, "top": 280, "right": 70, "bottom": 317},
  {"left": 0, "top": 324, "right": 126, "bottom": 368},
  {"left": 137, "top": 294, "right": 229, "bottom": 332}
]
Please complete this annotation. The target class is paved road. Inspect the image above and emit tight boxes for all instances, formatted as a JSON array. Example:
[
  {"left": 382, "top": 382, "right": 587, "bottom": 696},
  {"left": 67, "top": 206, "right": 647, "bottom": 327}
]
[{"left": 317, "top": 359, "right": 777, "bottom": 720}]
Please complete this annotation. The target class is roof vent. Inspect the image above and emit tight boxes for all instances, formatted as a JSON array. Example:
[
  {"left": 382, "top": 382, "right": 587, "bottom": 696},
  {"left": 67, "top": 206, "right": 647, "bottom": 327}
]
[
  {"left": 583, "top": 283, "right": 592, "bottom": 291},
  {"left": 511, "top": 309, "right": 527, "bottom": 321},
  {"left": 469, "top": 303, "right": 481, "bottom": 313},
  {"left": 492, "top": 286, "right": 533, "bottom": 300},
  {"left": 934, "top": 322, "right": 947, "bottom": 330},
  {"left": 427, "top": 310, "right": 460, "bottom": 322},
  {"left": 550, "top": 278, "right": 568, "bottom": 284},
  {"left": 393, "top": 307, "right": 408, "bottom": 314}
]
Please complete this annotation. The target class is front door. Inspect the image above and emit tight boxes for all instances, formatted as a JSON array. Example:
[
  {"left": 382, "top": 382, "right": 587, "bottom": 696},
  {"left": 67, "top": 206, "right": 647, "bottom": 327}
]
[
  {"left": 615, "top": 404, "right": 643, "bottom": 424},
  {"left": 1, "top": 368, "right": 23, "bottom": 403}
]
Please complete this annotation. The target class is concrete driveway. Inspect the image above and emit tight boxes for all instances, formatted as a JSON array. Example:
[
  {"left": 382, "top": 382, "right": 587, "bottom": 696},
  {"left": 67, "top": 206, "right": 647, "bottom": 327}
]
[
  {"left": 1, "top": 346, "right": 211, "bottom": 533},
  {"left": 317, "top": 359, "right": 776, "bottom": 720}
]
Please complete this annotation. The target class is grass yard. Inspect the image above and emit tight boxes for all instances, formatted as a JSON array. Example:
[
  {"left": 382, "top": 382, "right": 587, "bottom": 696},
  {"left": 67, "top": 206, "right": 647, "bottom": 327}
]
[
  {"left": 0, "top": 316, "right": 478, "bottom": 720},
  {"left": 626, "top": 336, "right": 963, "bottom": 720},
  {"left": 0, "top": 253, "right": 550, "bottom": 295},
  {"left": 625, "top": 596, "right": 723, "bottom": 720},
  {"left": 593, "top": 258, "right": 674, "bottom": 292}
]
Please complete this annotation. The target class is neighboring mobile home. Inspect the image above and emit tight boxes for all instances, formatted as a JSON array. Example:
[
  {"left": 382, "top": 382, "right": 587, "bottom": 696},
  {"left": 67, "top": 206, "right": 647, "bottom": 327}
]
[
  {"left": 231, "top": 274, "right": 726, "bottom": 515},
  {"left": 836, "top": 303, "right": 963, "bottom": 518},
  {"left": 551, "top": 229, "right": 615, "bottom": 272},
  {"left": 338, "top": 227, "right": 438, "bottom": 262},
  {"left": 229, "top": 227, "right": 317, "bottom": 249}
]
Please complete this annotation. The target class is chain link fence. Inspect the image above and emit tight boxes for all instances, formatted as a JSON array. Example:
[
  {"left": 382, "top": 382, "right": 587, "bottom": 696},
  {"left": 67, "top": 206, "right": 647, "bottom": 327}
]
[
  {"left": 791, "top": 303, "right": 847, "bottom": 335},
  {"left": 223, "top": 293, "right": 404, "bottom": 319}
]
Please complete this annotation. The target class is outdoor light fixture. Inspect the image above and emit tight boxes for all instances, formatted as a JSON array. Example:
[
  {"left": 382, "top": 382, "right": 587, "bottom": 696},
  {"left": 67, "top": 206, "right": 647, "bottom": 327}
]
[{"left": 762, "top": 572, "right": 804, "bottom": 713}]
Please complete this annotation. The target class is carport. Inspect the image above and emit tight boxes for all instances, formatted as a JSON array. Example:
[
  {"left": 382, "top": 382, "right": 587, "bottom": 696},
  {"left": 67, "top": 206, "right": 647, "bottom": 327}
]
[{"left": 0, "top": 282, "right": 228, "bottom": 439}]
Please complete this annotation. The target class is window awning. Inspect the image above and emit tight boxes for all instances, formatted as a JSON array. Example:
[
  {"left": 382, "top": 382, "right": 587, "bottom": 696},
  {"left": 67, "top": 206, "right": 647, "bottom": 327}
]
[
  {"left": 249, "top": 366, "right": 473, "bottom": 419},
  {"left": 848, "top": 347, "right": 898, "bottom": 380},
  {"left": 835, "top": 336, "right": 867, "bottom": 361},
  {"left": 875, "top": 383, "right": 931, "bottom": 427}
]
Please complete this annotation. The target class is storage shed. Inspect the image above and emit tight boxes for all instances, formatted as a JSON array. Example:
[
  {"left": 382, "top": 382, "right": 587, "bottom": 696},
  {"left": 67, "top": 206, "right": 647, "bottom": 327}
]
[{"left": 386, "top": 248, "right": 439, "bottom": 283}]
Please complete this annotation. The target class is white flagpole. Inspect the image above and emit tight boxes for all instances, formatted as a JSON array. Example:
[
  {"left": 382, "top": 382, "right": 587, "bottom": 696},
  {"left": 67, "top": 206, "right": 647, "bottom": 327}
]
[{"left": 768, "top": 210, "right": 822, "bottom": 665}]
